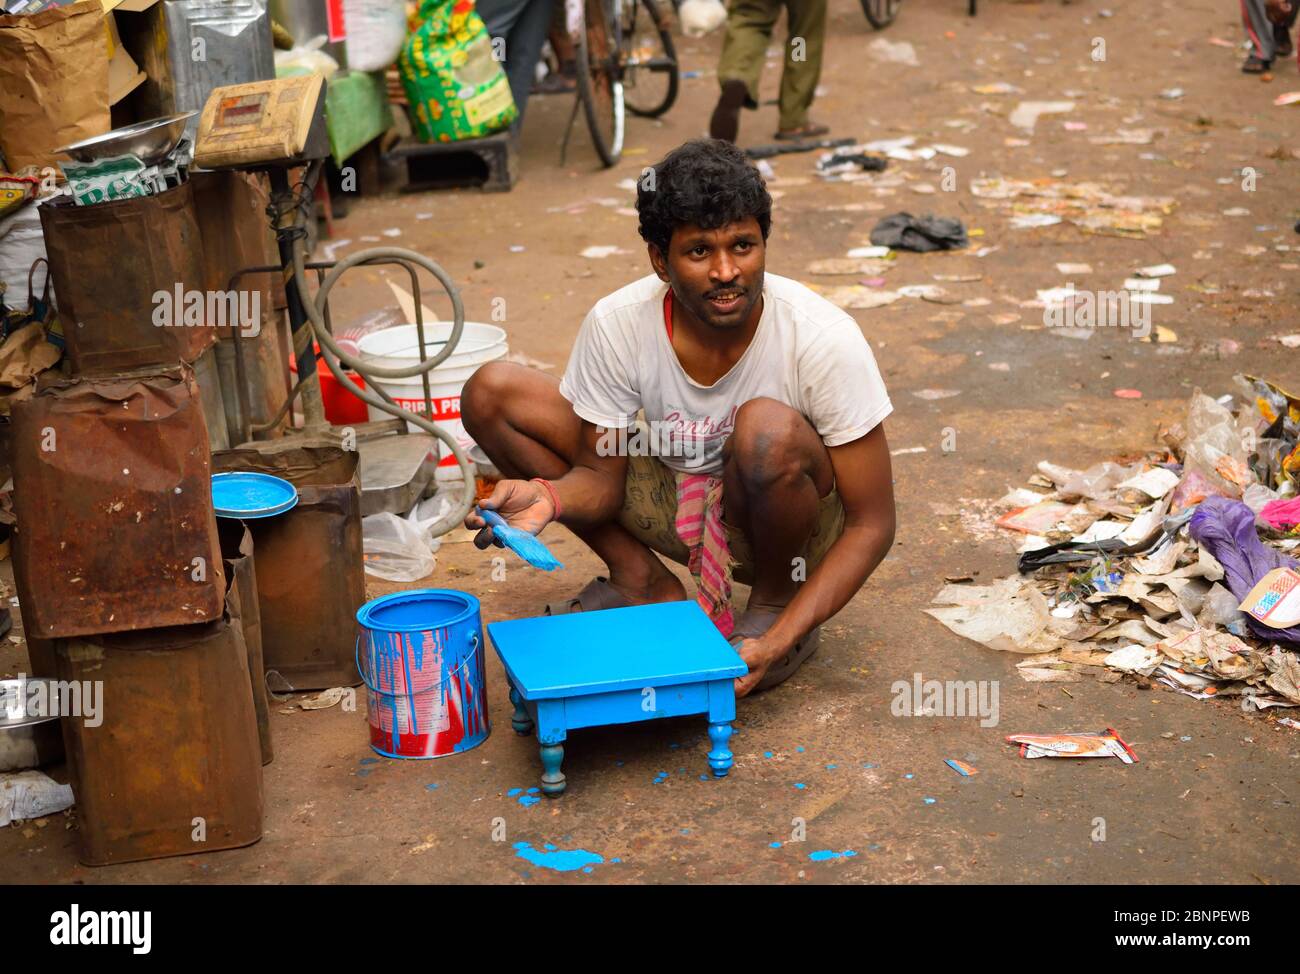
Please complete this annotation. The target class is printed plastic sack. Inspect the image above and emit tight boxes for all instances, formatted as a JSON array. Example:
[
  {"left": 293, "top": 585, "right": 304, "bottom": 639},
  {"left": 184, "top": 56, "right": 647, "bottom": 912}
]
[
  {"left": 398, "top": 0, "right": 517, "bottom": 143},
  {"left": 344, "top": 0, "right": 408, "bottom": 71}
]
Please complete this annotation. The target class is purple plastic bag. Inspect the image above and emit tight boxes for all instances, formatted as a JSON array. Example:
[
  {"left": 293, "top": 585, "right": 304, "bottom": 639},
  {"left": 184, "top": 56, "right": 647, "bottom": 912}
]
[{"left": 1189, "top": 497, "right": 1300, "bottom": 643}]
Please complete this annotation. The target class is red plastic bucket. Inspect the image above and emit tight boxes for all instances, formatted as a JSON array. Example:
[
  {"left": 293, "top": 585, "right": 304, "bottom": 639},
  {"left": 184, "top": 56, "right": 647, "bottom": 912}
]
[{"left": 355, "top": 589, "right": 490, "bottom": 759}]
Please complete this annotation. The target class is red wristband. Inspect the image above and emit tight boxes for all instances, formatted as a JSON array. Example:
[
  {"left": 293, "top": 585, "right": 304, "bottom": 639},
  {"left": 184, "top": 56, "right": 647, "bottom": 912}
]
[{"left": 530, "top": 478, "right": 562, "bottom": 520}]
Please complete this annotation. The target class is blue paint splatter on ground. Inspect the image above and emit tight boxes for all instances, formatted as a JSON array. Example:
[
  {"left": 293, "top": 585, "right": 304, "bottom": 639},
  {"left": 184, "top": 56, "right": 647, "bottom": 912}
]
[
  {"left": 923, "top": 797, "right": 937, "bottom": 805},
  {"left": 359, "top": 757, "right": 379, "bottom": 765},
  {"left": 519, "top": 795, "right": 540, "bottom": 807},
  {"left": 544, "top": 843, "right": 557, "bottom": 851},
  {"left": 796, "top": 746, "right": 805, "bottom": 753},
  {"left": 826, "top": 764, "right": 837, "bottom": 770},
  {"left": 770, "top": 841, "right": 782, "bottom": 848},
  {"left": 794, "top": 782, "right": 807, "bottom": 790},
  {"left": 681, "top": 829, "right": 690, "bottom": 834},
  {"left": 356, "top": 769, "right": 371, "bottom": 778},
  {"left": 863, "top": 762, "right": 878, "bottom": 769},
  {"left": 507, "top": 788, "right": 523, "bottom": 797},
  {"left": 808, "top": 849, "right": 857, "bottom": 862},
  {"left": 699, "top": 774, "right": 710, "bottom": 781},
  {"left": 513, "top": 841, "right": 604, "bottom": 873},
  {"left": 527, "top": 787, "right": 540, "bottom": 794},
  {"left": 763, "top": 751, "right": 774, "bottom": 758},
  {"left": 611, "top": 857, "right": 622, "bottom": 864},
  {"left": 425, "top": 783, "right": 439, "bottom": 791},
  {"left": 653, "top": 771, "right": 669, "bottom": 784},
  {"left": 904, "top": 773, "right": 914, "bottom": 780}
]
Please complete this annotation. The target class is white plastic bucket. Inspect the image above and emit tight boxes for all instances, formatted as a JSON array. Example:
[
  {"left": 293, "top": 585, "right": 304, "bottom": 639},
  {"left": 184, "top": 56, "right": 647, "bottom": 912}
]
[{"left": 357, "top": 322, "right": 508, "bottom": 479}]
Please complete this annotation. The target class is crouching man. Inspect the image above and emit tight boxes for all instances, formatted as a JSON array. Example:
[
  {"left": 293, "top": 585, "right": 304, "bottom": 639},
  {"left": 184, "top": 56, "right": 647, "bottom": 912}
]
[{"left": 462, "top": 138, "right": 896, "bottom": 696}]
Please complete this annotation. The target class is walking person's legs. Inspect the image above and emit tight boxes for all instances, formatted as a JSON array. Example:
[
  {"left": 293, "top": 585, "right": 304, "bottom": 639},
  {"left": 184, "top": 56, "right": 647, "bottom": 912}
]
[
  {"left": 774, "top": 0, "right": 828, "bottom": 138},
  {"left": 710, "top": 0, "right": 782, "bottom": 141},
  {"left": 478, "top": 0, "right": 556, "bottom": 122},
  {"left": 1242, "top": 0, "right": 1278, "bottom": 71}
]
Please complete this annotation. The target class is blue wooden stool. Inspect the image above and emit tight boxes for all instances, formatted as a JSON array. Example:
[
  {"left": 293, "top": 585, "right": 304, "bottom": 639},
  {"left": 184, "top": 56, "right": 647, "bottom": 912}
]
[{"left": 486, "top": 601, "right": 748, "bottom": 796}]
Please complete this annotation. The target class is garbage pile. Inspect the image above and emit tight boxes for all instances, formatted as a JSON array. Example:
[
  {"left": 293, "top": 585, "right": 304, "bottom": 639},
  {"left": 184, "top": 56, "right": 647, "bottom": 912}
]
[
  {"left": 927, "top": 374, "right": 1300, "bottom": 713},
  {"left": 969, "top": 176, "right": 1177, "bottom": 238}
]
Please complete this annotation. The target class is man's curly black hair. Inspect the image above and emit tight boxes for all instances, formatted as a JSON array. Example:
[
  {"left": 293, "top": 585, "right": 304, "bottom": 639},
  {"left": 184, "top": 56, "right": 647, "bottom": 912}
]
[{"left": 637, "top": 138, "right": 772, "bottom": 256}]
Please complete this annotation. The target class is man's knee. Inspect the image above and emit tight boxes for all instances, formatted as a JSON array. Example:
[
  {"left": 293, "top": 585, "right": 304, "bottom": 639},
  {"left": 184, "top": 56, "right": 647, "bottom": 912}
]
[
  {"left": 724, "top": 397, "right": 816, "bottom": 489},
  {"left": 460, "top": 360, "right": 524, "bottom": 437}
]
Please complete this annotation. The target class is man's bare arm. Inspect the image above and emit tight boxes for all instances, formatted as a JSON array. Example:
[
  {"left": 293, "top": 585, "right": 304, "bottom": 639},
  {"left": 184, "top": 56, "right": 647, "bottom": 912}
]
[
  {"left": 750, "top": 422, "right": 896, "bottom": 660},
  {"left": 465, "top": 421, "right": 628, "bottom": 542}
]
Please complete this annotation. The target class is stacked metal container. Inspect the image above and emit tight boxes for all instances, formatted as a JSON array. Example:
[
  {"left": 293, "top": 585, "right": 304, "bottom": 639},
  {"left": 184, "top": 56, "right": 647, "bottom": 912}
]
[{"left": 15, "top": 180, "right": 265, "bottom": 866}]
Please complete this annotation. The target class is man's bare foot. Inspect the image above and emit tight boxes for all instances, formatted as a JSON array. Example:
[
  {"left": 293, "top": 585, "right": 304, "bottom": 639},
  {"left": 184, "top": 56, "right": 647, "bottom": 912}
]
[{"left": 606, "top": 569, "right": 688, "bottom": 606}]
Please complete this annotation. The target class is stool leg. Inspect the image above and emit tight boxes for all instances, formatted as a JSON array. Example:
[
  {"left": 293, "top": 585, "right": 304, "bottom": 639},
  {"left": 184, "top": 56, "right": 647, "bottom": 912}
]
[
  {"left": 540, "top": 743, "right": 566, "bottom": 796},
  {"left": 509, "top": 685, "right": 533, "bottom": 735},
  {"left": 708, "top": 722, "right": 733, "bottom": 777}
]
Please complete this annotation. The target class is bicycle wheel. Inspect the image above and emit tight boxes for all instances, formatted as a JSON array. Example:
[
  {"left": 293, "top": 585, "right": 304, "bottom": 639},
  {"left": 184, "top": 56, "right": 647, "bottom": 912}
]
[
  {"left": 575, "top": 0, "right": 625, "bottom": 167},
  {"left": 621, "top": 0, "right": 679, "bottom": 118},
  {"left": 860, "top": 0, "right": 900, "bottom": 29}
]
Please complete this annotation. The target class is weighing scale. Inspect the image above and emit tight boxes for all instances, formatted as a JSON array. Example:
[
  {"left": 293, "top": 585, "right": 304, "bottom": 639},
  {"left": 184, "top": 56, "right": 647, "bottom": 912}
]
[{"left": 193, "top": 76, "right": 475, "bottom": 535}]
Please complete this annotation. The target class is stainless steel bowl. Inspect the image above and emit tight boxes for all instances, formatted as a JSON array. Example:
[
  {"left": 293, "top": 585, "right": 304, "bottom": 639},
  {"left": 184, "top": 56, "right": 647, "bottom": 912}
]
[
  {"left": 56, "top": 112, "right": 198, "bottom": 166},
  {"left": 0, "top": 678, "right": 64, "bottom": 772}
]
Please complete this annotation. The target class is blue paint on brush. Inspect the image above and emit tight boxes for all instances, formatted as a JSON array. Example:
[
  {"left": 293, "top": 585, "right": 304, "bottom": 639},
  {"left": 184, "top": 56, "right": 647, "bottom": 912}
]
[
  {"left": 808, "top": 849, "right": 857, "bottom": 862},
  {"left": 513, "top": 841, "right": 604, "bottom": 873},
  {"left": 476, "top": 508, "right": 564, "bottom": 571}
]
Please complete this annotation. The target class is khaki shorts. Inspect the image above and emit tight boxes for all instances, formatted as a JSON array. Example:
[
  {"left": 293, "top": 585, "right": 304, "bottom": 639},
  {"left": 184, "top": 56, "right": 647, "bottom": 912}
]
[{"left": 616, "top": 451, "right": 845, "bottom": 586}]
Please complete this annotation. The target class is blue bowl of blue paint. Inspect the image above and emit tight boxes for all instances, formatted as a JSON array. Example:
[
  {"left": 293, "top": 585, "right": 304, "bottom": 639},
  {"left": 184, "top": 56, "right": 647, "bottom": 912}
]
[{"left": 211, "top": 471, "right": 299, "bottom": 519}]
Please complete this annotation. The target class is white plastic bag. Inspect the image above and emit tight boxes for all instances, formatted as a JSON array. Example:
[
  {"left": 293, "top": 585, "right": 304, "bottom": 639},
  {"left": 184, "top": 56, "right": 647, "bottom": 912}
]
[
  {"left": 344, "top": 0, "right": 408, "bottom": 71},
  {"left": 274, "top": 35, "right": 341, "bottom": 80},
  {"left": 361, "top": 493, "right": 451, "bottom": 582},
  {"left": 0, "top": 770, "right": 74, "bottom": 827},
  {"left": 679, "top": 0, "right": 726, "bottom": 37}
]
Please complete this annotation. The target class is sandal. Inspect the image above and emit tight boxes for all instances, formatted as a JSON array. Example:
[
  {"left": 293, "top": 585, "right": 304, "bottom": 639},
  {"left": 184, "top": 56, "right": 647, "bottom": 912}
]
[
  {"left": 728, "top": 606, "right": 820, "bottom": 692},
  {"left": 774, "top": 122, "right": 830, "bottom": 141},
  {"left": 1242, "top": 54, "right": 1273, "bottom": 73},
  {"left": 544, "top": 576, "right": 634, "bottom": 615}
]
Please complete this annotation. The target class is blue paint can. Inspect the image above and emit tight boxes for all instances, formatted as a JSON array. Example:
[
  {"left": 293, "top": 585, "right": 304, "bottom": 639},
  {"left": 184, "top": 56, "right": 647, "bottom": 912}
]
[{"left": 356, "top": 589, "right": 490, "bottom": 759}]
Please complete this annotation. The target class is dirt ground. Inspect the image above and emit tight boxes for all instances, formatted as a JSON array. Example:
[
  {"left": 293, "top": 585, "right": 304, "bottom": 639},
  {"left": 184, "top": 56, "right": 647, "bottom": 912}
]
[{"left": 5, "top": 0, "right": 1299, "bottom": 884}]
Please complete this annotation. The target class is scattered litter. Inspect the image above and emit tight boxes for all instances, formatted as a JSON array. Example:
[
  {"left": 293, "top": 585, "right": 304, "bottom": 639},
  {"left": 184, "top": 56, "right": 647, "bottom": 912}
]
[
  {"left": 945, "top": 758, "right": 978, "bottom": 776},
  {"left": 816, "top": 285, "right": 902, "bottom": 309},
  {"left": 846, "top": 245, "right": 891, "bottom": 259},
  {"left": 1056, "top": 262, "right": 1093, "bottom": 275},
  {"left": 1006, "top": 729, "right": 1138, "bottom": 763},
  {"left": 867, "top": 37, "right": 919, "bottom": 67},
  {"left": 1009, "top": 100, "right": 1075, "bottom": 132},
  {"left": 912, "top": 388, "right": 962, "bottom": 400},
  {"left": 806, "top": 257, "right": 892, "bottom": 276},
  {"left": 580, "top": 245, "right": 628, "bottom": 259},
  {"left": 870, "top": 212, "right": 968, "bottom": 252},
  {"left": 1010, "top": 213, "right": 1062, "bottom": 229},
  {"left": 1135, "top": 263, "right": 1176, "bottom": 278},
  {"left": 1160, "top": 88, "right": 1184, "bottom": 100},
  {"left": 891, "top": 446, "right": 927, "bottom": 455},
  {"left": 0, "top": 771, "right": 74, "bottom": 827},
  {"left": 299, "top": 687, "right": 347, "bottom": 710}
]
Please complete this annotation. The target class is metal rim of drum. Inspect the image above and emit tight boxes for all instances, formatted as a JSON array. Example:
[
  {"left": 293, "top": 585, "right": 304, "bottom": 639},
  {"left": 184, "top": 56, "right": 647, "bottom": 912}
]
[{"left": 356, "top": 588, "right": 480, "bottom": 633}]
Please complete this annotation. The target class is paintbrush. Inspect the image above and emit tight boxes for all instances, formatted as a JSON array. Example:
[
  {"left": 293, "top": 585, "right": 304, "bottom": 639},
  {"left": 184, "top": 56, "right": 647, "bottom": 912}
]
[{"left": 475, "top": 507, "right": 564, "bottom": 572}]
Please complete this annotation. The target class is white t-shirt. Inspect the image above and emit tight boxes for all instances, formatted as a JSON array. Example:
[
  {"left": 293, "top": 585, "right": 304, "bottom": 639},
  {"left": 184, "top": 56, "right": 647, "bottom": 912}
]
[{"left": 558, "top": 272, "right": 893, "bottom": 474}]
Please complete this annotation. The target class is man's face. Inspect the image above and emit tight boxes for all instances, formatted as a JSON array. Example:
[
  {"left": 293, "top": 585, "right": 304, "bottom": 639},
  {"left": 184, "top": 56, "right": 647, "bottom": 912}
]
[{"left": 650, "top": 218, "right": 766, "bottom": 332}]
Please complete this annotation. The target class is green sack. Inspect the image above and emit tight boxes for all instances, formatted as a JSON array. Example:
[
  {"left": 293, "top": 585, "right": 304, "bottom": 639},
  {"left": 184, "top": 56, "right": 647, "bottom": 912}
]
[{"left": 398, "top": 0, "right": 518, "bottom": 143}]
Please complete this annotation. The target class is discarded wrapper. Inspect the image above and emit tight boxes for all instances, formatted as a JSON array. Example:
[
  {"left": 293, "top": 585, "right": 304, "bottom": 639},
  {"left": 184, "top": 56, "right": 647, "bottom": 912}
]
[
  {"left": 1238, "top": 567, "right": 1300, "bottom": 629},
  {"left": 1005, "top": 728, "right": 1138, "bottom": 763},
  {"left": 945, "top": 758, "right": 978, "bottom": 776}
]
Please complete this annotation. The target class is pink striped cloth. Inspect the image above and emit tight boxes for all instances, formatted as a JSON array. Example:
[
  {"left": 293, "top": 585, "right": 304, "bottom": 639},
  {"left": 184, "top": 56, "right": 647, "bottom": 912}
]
[{"left": 674, "top": 473, "right": 735, "bottom": 637}]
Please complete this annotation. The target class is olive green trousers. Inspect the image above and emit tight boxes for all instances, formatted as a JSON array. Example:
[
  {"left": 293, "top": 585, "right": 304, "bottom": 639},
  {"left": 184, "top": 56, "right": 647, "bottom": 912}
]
[{"left": 716, "top": 0, "right": 827, "bottom": 132}]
